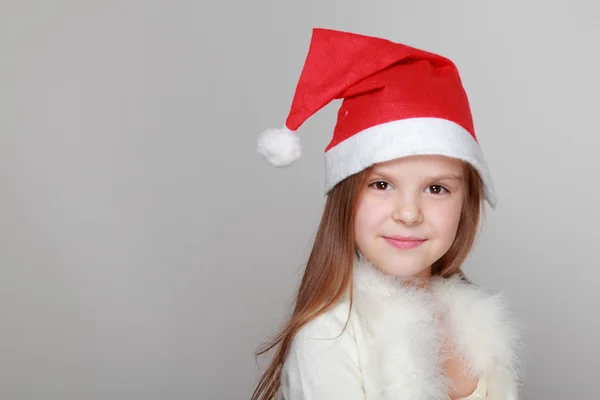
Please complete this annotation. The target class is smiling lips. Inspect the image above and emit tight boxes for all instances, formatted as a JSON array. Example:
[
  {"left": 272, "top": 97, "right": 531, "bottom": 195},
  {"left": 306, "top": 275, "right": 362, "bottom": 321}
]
[{"left": 383, "top": 236, "right": 426, "bottom": 249}]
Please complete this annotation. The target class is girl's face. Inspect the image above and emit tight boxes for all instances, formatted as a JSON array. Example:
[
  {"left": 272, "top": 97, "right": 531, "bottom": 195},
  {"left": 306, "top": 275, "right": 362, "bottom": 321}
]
[{"left": 354, "top": 155, "right": 466, "bottom": 280}]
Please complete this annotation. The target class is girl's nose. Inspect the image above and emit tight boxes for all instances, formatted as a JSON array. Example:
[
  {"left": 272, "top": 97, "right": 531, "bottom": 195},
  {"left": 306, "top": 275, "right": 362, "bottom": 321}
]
[{"left": 391, "top": 199, "right": 424, "bottom": 226}]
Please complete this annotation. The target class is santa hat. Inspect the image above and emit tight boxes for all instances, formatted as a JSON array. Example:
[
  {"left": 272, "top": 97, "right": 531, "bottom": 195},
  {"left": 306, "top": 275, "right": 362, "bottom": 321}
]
[{"left": 257, "top": 28, "right": 496, "bottom": 208}]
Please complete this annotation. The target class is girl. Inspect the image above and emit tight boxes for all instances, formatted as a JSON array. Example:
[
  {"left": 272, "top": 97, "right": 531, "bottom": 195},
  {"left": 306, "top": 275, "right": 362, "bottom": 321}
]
[{"left": 252, "top": 28, "right": 523, "bottom": 400}]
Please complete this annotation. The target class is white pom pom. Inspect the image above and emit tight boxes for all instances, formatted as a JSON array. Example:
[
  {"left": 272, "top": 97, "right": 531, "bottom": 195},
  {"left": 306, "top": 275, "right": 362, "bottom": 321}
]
[{"left": 256, "top": 127, "right": 302, "bottom": 167}]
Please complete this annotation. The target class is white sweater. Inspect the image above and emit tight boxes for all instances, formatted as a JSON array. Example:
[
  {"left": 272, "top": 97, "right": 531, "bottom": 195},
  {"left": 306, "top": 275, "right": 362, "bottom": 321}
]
[{"left": 279, "top": 257, "right": 523, "bottom": 400}]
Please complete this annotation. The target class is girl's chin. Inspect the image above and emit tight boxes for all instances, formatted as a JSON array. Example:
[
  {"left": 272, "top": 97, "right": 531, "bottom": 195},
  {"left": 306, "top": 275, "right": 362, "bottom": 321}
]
[{"left": 375, "top": 263, "right": 431, "bottom": 279}]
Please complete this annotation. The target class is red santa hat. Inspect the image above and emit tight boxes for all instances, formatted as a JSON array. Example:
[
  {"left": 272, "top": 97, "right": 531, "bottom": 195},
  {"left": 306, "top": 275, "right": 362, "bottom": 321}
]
[{"left": 257, "top": 28, "right": 496, "bottom": 208}]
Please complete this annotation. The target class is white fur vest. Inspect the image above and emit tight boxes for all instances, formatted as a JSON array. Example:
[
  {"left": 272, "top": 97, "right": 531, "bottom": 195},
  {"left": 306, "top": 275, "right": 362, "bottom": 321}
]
[{"left": 279, "top": 257, "right": 523, "bottom": 400}]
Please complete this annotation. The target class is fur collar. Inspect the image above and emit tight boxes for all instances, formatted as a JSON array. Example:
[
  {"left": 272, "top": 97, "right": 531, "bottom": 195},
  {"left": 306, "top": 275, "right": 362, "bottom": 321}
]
[{"left": 351, "top": 256, "right": 522, "bottom": 400}]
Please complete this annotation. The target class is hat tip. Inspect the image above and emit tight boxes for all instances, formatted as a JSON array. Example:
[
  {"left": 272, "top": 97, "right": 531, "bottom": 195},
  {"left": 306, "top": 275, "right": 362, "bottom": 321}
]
[{"left": 257, "top": 126, "right": 302, "bottom": 167}]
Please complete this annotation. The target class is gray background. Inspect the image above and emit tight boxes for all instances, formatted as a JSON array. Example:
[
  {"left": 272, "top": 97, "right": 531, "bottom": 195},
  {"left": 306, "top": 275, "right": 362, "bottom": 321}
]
[{"left": 1, "top": 1, "right": 598, "bottom": 399}]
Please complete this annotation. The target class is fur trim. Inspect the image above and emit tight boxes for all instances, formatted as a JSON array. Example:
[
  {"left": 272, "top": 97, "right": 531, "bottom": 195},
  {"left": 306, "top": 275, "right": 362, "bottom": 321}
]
[
  {"left": 352, "top": 257, "right": 522, "bottom": 399},
  {"left": 353, "top": 263, "right": 449, "bottom": 399},
  {"left": 433, "top": 275, "right": 524, "bottom": 399}
]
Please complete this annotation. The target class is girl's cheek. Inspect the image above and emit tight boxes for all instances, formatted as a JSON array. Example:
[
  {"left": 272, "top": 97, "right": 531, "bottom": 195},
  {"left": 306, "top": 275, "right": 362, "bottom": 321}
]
[
  {"left": 426, "top": 203, "right": 462, "bottom": 229},
  {"left": 364, "top": 197, "right": 392, "bottom": 219}
]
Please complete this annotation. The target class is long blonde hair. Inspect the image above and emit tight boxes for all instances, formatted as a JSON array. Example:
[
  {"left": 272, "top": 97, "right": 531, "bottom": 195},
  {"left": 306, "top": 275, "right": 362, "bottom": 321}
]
[{"left": 251, "top": 161, "right": 485, "bottom": 400}]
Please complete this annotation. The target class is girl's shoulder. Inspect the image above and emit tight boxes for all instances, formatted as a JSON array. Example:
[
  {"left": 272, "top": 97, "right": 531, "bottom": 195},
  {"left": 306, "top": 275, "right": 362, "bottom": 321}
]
[
  {"left": 280, "top": 299, "right": 364, "bottom": 398},
  {"left": 289, "top": 298, "right": 356, "bottom": 345}
]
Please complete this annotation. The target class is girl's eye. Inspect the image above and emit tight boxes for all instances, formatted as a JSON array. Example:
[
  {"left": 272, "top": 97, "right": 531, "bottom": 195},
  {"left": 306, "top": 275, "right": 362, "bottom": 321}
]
[
  {"left": 425, "top": 185, "right": 449, "bottom": 195},
  {"left": 370, "top": 181, "right": 391, "bottom": 191}
]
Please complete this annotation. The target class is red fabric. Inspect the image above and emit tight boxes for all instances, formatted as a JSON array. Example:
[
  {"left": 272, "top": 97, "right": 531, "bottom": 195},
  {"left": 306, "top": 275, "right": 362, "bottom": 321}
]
[{"left": 283, "top": 28, "right": 478, "bottom": 152}]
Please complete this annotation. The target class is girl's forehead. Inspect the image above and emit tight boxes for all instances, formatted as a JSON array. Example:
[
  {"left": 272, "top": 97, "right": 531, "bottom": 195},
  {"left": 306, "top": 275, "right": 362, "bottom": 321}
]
[{"left": 371, "top": 155, "right": 464, "bottom": 175}]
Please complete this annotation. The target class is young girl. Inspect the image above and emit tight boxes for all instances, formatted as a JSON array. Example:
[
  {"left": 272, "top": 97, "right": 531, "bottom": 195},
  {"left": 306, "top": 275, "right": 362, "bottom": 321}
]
[{"left": 252, "top": 28, "right": 522, "bottom": 400}]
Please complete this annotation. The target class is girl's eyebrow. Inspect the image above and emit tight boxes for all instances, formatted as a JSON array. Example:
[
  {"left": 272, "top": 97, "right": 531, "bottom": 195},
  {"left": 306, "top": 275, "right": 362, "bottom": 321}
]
[
  {"left": 369, "top": 171, "right": 395, "bottom": 181},
  {"left": 427, "top": 173, "right": 464, "bottom": 181}
]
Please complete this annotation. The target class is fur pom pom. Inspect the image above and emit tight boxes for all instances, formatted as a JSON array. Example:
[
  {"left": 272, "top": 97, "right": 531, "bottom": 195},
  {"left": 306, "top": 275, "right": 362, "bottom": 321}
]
[{"left": 257, "top": 127, "right": 301, "bottom": 167}]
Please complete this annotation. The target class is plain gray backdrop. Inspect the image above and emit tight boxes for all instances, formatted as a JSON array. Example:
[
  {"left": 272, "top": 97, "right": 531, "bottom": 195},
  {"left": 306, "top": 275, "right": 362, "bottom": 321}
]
[{"left": 2, "top": 1, "right": 599, "bottom": 399}]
